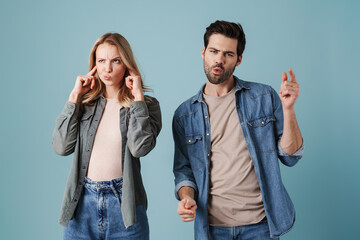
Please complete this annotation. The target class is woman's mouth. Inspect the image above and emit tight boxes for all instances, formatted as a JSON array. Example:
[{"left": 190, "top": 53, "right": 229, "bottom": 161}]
[{"left": 103, "top": 75, "right": 111, "bottom": 80}]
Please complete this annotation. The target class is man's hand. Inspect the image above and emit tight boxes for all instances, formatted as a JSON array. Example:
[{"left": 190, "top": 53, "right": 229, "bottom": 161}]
[
  {"left": 279, "top": 68, "right": 300, "bottom": 110},
  {"left": 177, "top": 198, "right": 197, "bottom": 222}
]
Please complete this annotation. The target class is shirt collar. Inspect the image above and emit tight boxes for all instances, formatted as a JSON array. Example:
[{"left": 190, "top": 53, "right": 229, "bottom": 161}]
[{"left": 191, "top": 76, "right": 250, "bottom": 104}]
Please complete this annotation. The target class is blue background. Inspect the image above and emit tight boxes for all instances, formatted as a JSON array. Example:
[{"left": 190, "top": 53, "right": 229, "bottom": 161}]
[{"left": 1, "top": 0, "right": 359, "bottom": 239}]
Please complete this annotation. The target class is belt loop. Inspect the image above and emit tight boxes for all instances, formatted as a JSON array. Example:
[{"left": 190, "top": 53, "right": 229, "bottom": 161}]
[
  {"left": 110, "top": 180, "right": 122, "bottom": 206},
  {"left": 110, "top": 181, "right": 119, "bottom": 198}
]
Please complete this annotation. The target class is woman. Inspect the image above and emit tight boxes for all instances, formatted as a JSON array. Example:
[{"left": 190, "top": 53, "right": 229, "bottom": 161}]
[{"left": 52, "top": 33, "right": 161, "bottom": 239}]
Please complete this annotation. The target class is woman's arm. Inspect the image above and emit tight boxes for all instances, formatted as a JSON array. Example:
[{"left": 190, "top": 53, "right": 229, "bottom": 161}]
[
  {"left": 127, "top": 96, "right": 162, "bottom": 158},
  {"left": 52, "top": 102, "right": 81, "bottom": 156},
  {"left": 52, "top": 67, "right": 97, "bottom": 156}
]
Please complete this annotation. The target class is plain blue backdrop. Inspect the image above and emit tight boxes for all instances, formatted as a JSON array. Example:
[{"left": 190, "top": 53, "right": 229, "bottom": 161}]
[{"left": 1, "top": 0, "right": 359, "bottom": 239}]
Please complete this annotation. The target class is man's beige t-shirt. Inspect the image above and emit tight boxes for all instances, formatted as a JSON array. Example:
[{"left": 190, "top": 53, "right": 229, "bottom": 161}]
[{"left": 203, "top": 88, "right": 265, "bottom": 226}]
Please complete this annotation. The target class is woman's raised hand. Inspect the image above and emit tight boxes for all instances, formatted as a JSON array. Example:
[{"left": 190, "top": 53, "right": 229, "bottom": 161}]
[
  {"left": 125, "top": 70, "right": 144, "bottom": 101},
  {"left": 68, "top": 67, "right": 97, "bottom": 103}
]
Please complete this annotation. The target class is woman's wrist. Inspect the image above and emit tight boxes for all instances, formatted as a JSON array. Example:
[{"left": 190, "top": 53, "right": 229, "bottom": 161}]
[
  {"left": 68, "top": 91, "right": 81, "bottom": 103},
  {"left": 133, "top": 92, "right": 144, "bottom": 101}
]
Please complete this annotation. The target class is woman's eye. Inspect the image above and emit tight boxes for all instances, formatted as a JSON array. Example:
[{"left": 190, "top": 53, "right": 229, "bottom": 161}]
[
  {"left": 98, "top": 59, "right": 104, "bottom": 63},
  {"left": 113, "top": 59, "right": 121, "bottom": 63}
]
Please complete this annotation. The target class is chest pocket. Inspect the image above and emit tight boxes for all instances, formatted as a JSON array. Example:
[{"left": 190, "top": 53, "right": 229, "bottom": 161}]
[
  {"left": 185, "top": 134, "right": 206, "bottom": 171},
  {"left": 246, "top": 115, "right": 277, "bottom": 153},
  {"left": 80, "top": 113, "right": 93, "bottom": 135}
]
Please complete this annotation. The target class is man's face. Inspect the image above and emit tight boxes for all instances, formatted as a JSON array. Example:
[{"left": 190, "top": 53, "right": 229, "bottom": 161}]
[{"left": 202, "top": 34, "right": 242, "bottom": 85}]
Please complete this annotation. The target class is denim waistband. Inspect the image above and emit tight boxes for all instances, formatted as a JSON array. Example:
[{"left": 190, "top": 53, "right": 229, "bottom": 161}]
[{"left": 84, "top": 177, "right": 123, "bottom": 193}]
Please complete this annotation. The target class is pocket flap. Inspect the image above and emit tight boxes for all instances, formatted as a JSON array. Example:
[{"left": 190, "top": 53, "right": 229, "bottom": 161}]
[
  {"left": 81, "top": 113, "right": 93, "bottom": 121},
  {"left": 185, "top": 135, "right": 202, "bottom": 144},
  {"left": 247, "top": 116, "right": 276, "bottom": 127}
]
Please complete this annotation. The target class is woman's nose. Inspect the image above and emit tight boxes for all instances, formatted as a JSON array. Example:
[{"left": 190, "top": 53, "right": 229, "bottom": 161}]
[{"left": 105, "top": 62, "right": 112, "bottom": 72}]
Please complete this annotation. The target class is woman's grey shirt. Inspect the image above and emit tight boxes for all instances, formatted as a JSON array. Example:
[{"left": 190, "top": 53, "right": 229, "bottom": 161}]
[{"left": 52, "top": 95, "right": 162, "bottom": 228}]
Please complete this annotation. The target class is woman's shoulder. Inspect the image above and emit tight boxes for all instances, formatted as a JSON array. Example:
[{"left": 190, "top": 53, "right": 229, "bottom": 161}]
[{"left": 144, "top": 95, "right": 159, "bottom": 106}]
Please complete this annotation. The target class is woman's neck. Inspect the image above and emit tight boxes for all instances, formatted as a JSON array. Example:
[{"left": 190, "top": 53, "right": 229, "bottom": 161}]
[{"left": 104, "top": 86, "right": 120, "bottom": 99}]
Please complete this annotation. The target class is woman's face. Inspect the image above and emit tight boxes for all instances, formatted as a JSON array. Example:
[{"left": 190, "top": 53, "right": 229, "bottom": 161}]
[{"left": 95, "top": 43, "right": 127, "bottom": 90}]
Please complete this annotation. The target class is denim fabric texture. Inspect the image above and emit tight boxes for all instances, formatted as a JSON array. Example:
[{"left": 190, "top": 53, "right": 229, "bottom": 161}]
[
  {"left": 173, "top": 77, "right": 304, "bottom": 239},
  {"left": 64, "top": 177, "right": 149, "bottom": 240},
  {"left": 209, "top": 217, "right": 279, "bottom": 240}
]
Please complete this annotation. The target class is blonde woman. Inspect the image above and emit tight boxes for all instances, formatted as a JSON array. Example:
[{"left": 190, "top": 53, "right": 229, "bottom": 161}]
[{"left": 52, "top": 33, "right": 161, "bottom": 239}]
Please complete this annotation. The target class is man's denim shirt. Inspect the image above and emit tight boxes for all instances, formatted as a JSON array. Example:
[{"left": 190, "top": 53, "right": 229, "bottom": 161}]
[{"left": 173, "top": 77, "right": 304, "bottom": 239}]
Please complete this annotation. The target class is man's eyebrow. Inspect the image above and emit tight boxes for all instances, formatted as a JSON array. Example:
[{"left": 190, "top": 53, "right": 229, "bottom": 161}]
[{"left": 208, "top": 47, "right": 236, "bottom": 55}]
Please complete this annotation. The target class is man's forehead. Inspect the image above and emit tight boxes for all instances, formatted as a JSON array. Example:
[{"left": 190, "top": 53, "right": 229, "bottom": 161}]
[{"left": 208, "top": 34, "right": 237, "bottom": 52}]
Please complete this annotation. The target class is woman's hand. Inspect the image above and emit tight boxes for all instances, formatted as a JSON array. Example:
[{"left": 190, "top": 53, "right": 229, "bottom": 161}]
[
  {"left": 68, "top": 67, "right": 97, "bottom": 103},
  {"left": 125, "top": 70, "right": 144, "bottom": 101}
]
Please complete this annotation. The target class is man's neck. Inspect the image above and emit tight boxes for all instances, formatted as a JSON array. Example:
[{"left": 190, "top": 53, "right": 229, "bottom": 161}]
[{"left": 203, "top": 76, "right": 235, "bottom": 97}]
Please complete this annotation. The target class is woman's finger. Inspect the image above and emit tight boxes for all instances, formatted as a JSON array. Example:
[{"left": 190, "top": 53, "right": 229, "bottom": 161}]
[{"left": 87, "top": 66, "right": 97, "bottom": 76}]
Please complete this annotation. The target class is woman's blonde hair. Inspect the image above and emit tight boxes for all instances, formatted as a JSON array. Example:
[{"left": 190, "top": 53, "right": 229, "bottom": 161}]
[{"left": 81, "top": 32, "right": 150, "bottom": 107}]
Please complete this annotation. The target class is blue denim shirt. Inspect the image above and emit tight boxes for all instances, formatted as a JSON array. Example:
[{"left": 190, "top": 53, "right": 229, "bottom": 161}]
[{"left": 173, "top": 77, "right": 304, "bottom": 239}]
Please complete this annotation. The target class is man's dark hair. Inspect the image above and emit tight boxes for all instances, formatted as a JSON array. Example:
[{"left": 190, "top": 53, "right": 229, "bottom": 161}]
[{"left": 204, "top": 20, "right": 246, "bottom": 57}]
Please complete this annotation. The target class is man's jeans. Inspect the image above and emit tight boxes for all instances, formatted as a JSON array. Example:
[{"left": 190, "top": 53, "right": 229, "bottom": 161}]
[
  {"left": 64, "top": 177, "right": 149, "bottom": 240},
  {"left": 209, "top": 217, "right": 279, "bottom": 240}
]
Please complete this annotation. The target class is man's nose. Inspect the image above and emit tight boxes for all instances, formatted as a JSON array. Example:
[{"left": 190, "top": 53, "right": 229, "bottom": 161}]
[{"left": 215, "top": 54, "right": 225, "bottom": 65}]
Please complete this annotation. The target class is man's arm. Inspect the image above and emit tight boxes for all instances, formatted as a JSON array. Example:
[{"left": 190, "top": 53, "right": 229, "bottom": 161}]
[
  {"left": 173, "top": 113, "right": 198, "bottom": 222},
  {"left": 279, "top": 68, "right": 303, "bottom": 155},
  {"left": 177, "top": 187, "right": 197, "bottom": 222}
]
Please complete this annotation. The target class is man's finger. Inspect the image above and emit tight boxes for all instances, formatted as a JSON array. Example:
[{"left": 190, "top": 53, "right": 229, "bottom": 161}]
[
  {"left": 178, "top": 209, "right": 195, "bottom": 215},
  {"left": 288, "top": 68, "right": 298, "bottom": 83},
  {"left": 185, "top": 200, "right": 193, "bottom": 209},
  {"left": 282, "top": 72, "right": 288, "bottom": 83},
  {"left": 87, "top": 66, "right": 97, "bottom": 76}
]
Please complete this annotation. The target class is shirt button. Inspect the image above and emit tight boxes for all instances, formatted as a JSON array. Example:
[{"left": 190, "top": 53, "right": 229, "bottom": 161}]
[
  {"left": 205, "top": 116, "right": 208, "bottom": 119},
  {"left": 188, "top": 140, "right": 191, "bottom": 143},
  {"left": 74, "top": 199, "right": 77, "bottom": 202},
  {"left": 206, "top": 133, "right": 209, "bottom": 136},
  {"left": 83, "top": 166, "right": 86, "bottom": 169},
  {"left": 207, "top": 153, "right": 210, "bottom": 156},
  {"left": 261, "top": 121, "right": 265, "bottom": 125},
  {"left": 97, "top": 184, "right": 102, "bottom": 187}
]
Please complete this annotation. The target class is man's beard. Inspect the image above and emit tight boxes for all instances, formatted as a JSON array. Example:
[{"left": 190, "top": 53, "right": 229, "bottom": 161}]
[{"left": 204, "top": 63, "right": 236, "bottom": 85}]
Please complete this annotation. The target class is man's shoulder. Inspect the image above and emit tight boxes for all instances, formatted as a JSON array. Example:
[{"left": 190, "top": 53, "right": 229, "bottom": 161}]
[
  {"left": 173, "top": 93, "right": 200, "bottom": 118},
  {"left": 236, "top": 78, "right": 274, "bottom": 94}
]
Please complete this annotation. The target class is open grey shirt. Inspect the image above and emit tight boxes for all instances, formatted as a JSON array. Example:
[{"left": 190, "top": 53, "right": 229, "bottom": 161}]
[{"left": 52, "top": 95, "right": 162, "bottom": 228}]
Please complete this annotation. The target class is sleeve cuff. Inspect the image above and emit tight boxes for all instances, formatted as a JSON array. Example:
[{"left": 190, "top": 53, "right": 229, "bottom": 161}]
[
  {"left": 174, "top": 180, "right": 198, "bottom": 201},
  {"left": 62, "top": 102, "right": 80, "bottom": 116},
  {"left": 277, "top": 139, "right": 304, "bottom": 157},
  {"left": 129, "top": 101, "right": 149, "bottom": 116}
]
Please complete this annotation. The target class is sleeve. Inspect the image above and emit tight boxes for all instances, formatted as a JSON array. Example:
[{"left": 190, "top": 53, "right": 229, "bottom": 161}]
[
  {"left": 271, "top": 87, "right": 304, "bottom": 167},
  {"left": 52, "top": 102, "right": 81, "bottom": 156},
  {"left": 172, "top": 113, "right": 198, "bottom": 201},
  {"left": 127, "top": 96, "right": 162, "bottom": 158}
]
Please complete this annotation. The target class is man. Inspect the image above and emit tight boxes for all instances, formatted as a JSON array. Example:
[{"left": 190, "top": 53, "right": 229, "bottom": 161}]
[{"left": 173, "top": 20, "right": 303, "bottom": 240}]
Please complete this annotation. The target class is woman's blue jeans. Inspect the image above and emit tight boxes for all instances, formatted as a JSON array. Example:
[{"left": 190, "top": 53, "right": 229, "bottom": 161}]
[{"left": 64, "top": 177, "right": 149, "bottom": 240}]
